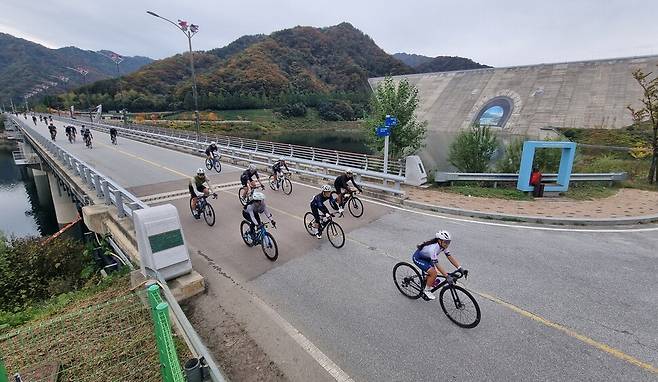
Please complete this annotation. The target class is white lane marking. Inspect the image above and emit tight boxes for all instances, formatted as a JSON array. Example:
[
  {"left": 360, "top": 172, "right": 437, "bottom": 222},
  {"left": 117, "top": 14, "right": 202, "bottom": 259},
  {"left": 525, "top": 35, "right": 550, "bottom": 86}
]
[
  {"left": 289, "top": 180, "right": 658, "bottom": 233},
  {"left": 249, "top": 292, "right": 355, "bottom": 382}
]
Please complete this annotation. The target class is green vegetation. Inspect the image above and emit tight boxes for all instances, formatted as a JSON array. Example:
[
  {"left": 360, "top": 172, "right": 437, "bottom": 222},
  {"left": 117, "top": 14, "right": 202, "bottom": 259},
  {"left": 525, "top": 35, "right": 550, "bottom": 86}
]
[
  {"left": 366, "top": 77, "right": 427, "bottom": 158},
  {"left": 0, "top": 234, "right": 100, "bottom": 315},
  {"left": 439, "top": 184, "right": 532, "bottom": 200},
  {"left": 449, "top": 124, "right": 498, "bottom": 172},
  {"left": 496, "top": 137, "right": 569, "bottom": 173},
  {"left": 627, "top": 68, "right": 658, "bottom": 183}
]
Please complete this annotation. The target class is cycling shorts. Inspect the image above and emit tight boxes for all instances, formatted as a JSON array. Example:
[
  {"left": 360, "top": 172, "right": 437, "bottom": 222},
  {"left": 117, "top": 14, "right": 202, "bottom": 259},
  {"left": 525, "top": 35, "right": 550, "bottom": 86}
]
[{"left": 412, "top": 250, "right": 434, "bottom": 272}]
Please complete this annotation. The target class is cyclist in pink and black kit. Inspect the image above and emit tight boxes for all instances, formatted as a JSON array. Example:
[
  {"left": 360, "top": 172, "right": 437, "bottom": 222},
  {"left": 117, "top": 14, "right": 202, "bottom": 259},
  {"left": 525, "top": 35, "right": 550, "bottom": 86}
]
[{"left": 412, "top": 230, "right": 467, "bottom": 300}]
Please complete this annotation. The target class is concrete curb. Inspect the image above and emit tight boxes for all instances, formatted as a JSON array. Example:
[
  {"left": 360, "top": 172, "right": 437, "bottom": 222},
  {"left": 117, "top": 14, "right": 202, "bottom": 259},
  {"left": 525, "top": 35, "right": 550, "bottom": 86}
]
[{"left": 402, "top": 199, "right": 658, "bottom": 226}]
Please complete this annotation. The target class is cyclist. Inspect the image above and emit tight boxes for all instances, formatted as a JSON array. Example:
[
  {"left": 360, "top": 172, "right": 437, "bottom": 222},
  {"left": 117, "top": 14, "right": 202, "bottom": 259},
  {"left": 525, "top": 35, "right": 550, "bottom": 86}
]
[
  {"left": 38, "top": 115, "right": 43, "bottom": 122},
  {"left": 188, "top": 168, "right": 214, "bottom": 219},
  {"left": 240, "top": 164, "right": 264, "bottom": 199},
  {"left": 70, "top": 125, "right": 77, "bottom": 142},
  {"left": 32, "top": 115, "right": 37, "bottom": 125},
  {"left": 205, "top": 141, "right": 219, "bottom": 162},
  {"left": 48, "top": 123, "right": 57, "bottom": 141},
  {"left": 334, "top": 169, "right": 363, "bottom": 214},
  {"left": 82, "top": 126, "right": 93, "bottom": 148},
  {"left": 242, "top": 191, "right": 276, "bottom": 240},
  {"left": 271, "top": 158, "right": 290, "bottom": 189},
  {"left": 65, "top": 125, "right": 73, "bottom": 142},
  {"left": 412, "top": 231, "right": 466, "bottom": 300},
  {"left": 109, "top": 127, "right": 118, "bottom": 144},
  {"left": 309, "top": 184, "right": 339, "bottom": 239},
  {"left": 48, "top": 115, "right": 53, "bottom": 122}
]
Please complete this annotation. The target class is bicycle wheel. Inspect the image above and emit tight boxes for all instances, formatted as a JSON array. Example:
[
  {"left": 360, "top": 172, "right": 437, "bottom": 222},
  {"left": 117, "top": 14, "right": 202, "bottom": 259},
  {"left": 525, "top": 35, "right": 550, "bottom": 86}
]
[
  {"left": 326, "top": 221, "right": 345, "bottom": 248},
  {"left": 203, "top": 203, "right": 216, "bottom": 226},
  {"left": 240, "top": 221, "right": 255, "bottom": 247},
  {"left": 189, "top": 197, "right": 196, "bottom": 217},
  {"left": 282, "top": 178, "right": 292, "bottom": 195},
  {"left": 268, "top": 175, "right": 277, "bottom": 191},
  {"left": 439, "top": 285, "right": 481, "bottom": 328},
  {"left": 205, "top": 158, "right": 213, "bottom": 170},
  {"left": 392, "top": 262, "right": 424, "bottom": 299},
  {"left": 348, "top": 197, "right": 364, "bottom": 218},
  {"left": 238, "top": 187, "right": 249, "bottom": 206},
  {"left": 213, "top": 160, "right": 222, "bottom": 173},
  {"left": 303, "top": 212, "right": 316, "bottom": 235},
  {"left": 261, "top": 232, "right": 278, "bottom": 261}
]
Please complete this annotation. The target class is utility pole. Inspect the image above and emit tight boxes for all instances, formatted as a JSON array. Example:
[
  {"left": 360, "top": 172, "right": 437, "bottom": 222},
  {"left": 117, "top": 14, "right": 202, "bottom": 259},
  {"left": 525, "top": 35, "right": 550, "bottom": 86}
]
[{"left": 147, "top": 10, "right": 201, "bottom": 140}]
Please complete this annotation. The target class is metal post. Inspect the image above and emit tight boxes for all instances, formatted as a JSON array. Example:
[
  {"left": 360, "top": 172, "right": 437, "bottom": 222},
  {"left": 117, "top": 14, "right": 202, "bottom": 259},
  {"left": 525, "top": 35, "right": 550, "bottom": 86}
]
[
  {"left": 383, "top": 134, "right": 390, "bottom": 183},
  {"left": 94, "top": 174, "right": 103, "bottom": 196},
  {"left": 113, "top": 189, "right": 125, "bottom": 217},
  {"left": 102, "top": 180, "right": 111, "bottom": 204}
]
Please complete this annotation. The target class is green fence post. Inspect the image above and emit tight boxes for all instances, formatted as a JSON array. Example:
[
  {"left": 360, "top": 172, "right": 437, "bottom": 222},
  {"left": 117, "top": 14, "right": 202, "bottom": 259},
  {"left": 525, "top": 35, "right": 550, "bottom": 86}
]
[
  {"left": 0, "top": 356, "right": 8, "bottom": 382},
  {"left": 147, "top": 284, "right": 184, "bottom": 382}
]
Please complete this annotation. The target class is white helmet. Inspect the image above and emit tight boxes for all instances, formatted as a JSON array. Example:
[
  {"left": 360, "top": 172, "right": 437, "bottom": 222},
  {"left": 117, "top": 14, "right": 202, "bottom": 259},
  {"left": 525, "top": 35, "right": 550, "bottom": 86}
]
[
  {"left": 436, "top": 230, "right": 451, "bottom": 241},
  {"left": 210, "top": 141, "right": 217, "bottom": 145},
  {"left": 248, "top": 164, "right": 256, "bottom": 171},
  {"left": 252, "top": 191, "right": 265, "bottom": 201},
  {"left": 345, "top": 169, "right": 353, "bottom": 176},
  {"left": 321, "top": 184, "right": 332, "bottom": 192},
  {"left": 279, "top": 157, "right": 285, "bottom": 162},
  {"left": 196, "top": 168, "right": 205, "bottom": 175}
]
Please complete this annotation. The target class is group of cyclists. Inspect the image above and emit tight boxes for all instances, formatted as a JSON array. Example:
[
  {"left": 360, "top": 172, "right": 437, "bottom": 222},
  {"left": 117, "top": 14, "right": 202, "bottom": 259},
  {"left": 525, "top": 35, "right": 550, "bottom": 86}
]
[{"left": 31, "top": 114, "right": 119, "bottom": 148}]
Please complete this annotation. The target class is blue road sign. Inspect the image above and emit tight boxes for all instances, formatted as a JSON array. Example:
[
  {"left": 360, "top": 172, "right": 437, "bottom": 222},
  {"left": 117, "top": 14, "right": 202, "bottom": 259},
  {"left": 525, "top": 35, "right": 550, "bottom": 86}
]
[
  {"left": 375, "top": 126, "right": 390, "bottom": 137},
  {"left": 385, "top": 115, "right": 398, "bottom": 127}
]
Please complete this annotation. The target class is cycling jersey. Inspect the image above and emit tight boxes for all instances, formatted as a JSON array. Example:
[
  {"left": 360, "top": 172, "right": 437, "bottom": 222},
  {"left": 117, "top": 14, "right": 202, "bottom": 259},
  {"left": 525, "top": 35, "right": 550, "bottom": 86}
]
[
  {"left": 240, "top": 169, "right": 259, "bottom": 185},
  {"left": 272, "top": 161, "right": 289, "bottom": 173},
  {"left": 243, "top": 200, "right": 272, "bottom": 226},
  {"left": 65, "top": 126, "right": 72, "bottom": 134},
  {"left": 310, "top": 192, "right": 336, "bottom": 222},
  {"left": 188, "top": 175, "right": 209, "bottom": 197},
  {"left": 412, "top": 243, "right": 451, "bottom": 272},
  {"left": 109, "top": 128, "right": 117, "bottom": 136},
  {"left": 334, "top": 174, "right": 362, "bottom": 194},
  {"left": 205, "top": 145, "right": 218, "bottom": 156}
]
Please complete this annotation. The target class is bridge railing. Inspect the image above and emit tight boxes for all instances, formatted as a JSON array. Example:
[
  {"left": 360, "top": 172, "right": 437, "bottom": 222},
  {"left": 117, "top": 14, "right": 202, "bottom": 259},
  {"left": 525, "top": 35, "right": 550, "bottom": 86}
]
[
  {"left": 9, "top": 115, "right": 148, "bottom": 218},
  {"left": 435, "top": 171, "right": 628, "bottom": 187},
  {"left": 54, "top": 115, "right": 407, "bottom": 194}
]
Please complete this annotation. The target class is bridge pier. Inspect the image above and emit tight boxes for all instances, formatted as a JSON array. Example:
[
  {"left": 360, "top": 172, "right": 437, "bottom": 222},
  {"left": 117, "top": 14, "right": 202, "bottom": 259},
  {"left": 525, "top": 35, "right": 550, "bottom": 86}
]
[
  {"left": 31, "top": 168, "right": 54, "bottom": 210},
  {"left": 48, "top": 171, "right": 79, "bottom": 226}
]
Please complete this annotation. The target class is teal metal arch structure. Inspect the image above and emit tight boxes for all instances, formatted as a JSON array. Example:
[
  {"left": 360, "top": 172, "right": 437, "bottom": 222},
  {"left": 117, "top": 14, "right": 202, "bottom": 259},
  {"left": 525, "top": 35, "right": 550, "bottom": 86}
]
[{"left": 516, "top": 141, "right": 577, "bottom": 192}]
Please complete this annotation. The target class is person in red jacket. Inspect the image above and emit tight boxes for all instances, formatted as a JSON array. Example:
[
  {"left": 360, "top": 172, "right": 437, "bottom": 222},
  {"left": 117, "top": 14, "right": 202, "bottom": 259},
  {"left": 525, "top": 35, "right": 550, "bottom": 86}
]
[{"left": 530, "top": 167, "right": 543, "bottom": 197}]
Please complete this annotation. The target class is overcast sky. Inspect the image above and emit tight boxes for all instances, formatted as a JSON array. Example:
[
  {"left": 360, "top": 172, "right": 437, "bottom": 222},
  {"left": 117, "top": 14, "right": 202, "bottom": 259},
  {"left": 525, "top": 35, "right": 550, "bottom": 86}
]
[{"left": 2, "top": 0, "right": 658, "bottom": 67}]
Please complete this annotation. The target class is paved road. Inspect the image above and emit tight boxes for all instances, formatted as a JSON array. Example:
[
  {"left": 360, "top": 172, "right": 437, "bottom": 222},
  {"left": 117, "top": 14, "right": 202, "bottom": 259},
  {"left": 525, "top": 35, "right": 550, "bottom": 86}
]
[{"left": 28, "top": 117, "right": 658, "bottom": 381}]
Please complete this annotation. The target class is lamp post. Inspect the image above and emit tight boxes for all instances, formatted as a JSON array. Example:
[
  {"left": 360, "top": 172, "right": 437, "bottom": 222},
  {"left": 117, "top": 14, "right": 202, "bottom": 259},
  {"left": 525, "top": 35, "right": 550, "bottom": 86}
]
[
  {"left": 147, "top": 10, "right": 201, "bottom": 140},
  {"left": 97, "top": 51, "right": 124, "bottom": 76}
]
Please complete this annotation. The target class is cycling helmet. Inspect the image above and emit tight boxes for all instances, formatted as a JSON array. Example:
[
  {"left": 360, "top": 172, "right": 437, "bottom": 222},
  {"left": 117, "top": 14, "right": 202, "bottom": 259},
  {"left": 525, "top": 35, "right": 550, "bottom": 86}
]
[
  {"left": 196, "top": 168, "right": 205, "bottom": 175},
  {"left": 345, "top": 169, "right": 353, "bottom": 176},
  {"left": 279, "top": 157, "right": 285, "bottom": 162},
  {"left": 210, "top": 141, "right": 217, "bottom": 145},
  {"left": 321, "top": 184, "right": 332, "bottom": 192},
  {"left": 436, "top": 230, "right": 451, "bottom": 241},
  {"left": 248, "top": 164, "right": 256, "bottom": 171},
  {"left": 252, "top": 191, "right": 265, "bottom": 201}
]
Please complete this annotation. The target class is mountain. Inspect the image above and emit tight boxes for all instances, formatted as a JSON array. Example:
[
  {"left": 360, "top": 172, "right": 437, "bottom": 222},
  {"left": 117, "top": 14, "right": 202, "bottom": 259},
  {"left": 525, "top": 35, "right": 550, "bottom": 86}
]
[
  {"left": 67, "top": 23, "right": 413, "bottom": 112},
  {"left": 0, "top": 32, "right": 153, "bottom": 107},
  {"left": 394, "top": 52, "right": 491, "bottom": 73}
]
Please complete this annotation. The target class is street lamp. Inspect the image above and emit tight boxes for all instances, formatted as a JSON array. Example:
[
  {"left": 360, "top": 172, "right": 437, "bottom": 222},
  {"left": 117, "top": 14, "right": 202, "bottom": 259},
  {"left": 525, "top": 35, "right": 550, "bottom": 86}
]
[
  {"left": 147, "top": 10, "right": 201, "bottom": 139},
  {"left": 97, "top": 50, "right": 124, "bottom": 76}
]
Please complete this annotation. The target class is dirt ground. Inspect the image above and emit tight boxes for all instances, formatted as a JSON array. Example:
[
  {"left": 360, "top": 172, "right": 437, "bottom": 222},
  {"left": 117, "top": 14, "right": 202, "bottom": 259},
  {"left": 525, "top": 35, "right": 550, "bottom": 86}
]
[{"left": 183, "top": 291, "right": 288, "bottom": 382}]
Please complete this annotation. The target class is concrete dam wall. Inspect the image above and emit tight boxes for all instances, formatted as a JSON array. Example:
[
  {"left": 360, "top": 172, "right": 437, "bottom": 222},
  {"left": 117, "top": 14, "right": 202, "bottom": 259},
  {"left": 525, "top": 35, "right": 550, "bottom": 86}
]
[{"left": 370, "top": 55, "right": 658, "bottom": 169}]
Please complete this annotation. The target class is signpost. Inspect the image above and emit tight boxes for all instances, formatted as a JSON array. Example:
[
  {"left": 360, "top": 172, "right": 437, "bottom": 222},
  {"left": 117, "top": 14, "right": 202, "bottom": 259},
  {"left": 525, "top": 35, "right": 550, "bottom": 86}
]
[{"left": 376, "top": 115, "right": 398, "bottom": 176}]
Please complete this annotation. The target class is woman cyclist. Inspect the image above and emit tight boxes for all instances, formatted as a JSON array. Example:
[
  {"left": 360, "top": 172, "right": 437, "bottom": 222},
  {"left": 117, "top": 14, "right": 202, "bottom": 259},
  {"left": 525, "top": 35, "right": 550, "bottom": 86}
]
[{"left": 412, "top": 231, "right": 467, "bottom": 300}]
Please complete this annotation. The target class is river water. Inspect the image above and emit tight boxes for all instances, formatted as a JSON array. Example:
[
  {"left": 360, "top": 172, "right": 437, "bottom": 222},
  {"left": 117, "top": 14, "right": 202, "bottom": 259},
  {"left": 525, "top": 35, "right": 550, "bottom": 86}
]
[{"left": 0, "top": 143, "right": 58, "bottom": 237}]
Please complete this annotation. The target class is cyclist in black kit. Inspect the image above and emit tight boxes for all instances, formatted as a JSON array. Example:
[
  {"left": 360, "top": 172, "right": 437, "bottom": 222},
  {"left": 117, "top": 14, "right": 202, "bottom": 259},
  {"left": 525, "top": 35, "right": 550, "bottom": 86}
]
[{"left": 334, "top": 169, "right": 363, "bottom": 213}]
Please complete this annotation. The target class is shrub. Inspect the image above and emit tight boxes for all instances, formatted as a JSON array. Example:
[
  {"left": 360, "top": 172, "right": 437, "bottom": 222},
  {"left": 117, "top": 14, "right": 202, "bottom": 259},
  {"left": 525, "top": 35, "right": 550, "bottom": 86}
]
[
  {"left": 495, "top": 137, "right": 569, "bottom": 173},
  {"left": 449, "top": 124, "right": 498, "bottom": 172},
  {"left": 0, "top": 235, "right": 96, "bottom": 312},
  {"left": 318, "top": 100, "right": 355, "bottom": 121},
  {"left": 277, "top": 103, "right": 307, "bottom": 118}
]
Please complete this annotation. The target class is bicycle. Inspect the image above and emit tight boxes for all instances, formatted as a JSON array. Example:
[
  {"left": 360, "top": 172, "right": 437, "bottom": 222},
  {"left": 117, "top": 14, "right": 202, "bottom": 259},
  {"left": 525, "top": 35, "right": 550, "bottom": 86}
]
[
  {"left": 205, "top": 153, "right": 222, "bottom": 173},
  {"left": 111, "top": 134, "right": 117, "bottom": 145},
  {"left": 240, "top": 221, "right": 278, "bottom": 261},
  {"left": 49, "top": 131, "right": 57, "bottom": 141},
  {"left": 84, "top": 135, "right": 93, "bottom": 149},
  {"left": 67, "top": 132, "right": 74, "bottom": 144},
  {"left": 238, "top": 184, "right": 264, "bottom": 206},
  {"left": 303, "top": 212, "right": 345, "bottom": 248},
  {"left": 339, "top": 191, "right": 364, "bottom": 218},
  {"left": 189, "top": 193, "right": 217, "bottom": 226},
  {"left": 268, "top": 172, "right": 292, "bottom": 195},
  {"left": 392, "top": 264, "right": 480, "bottom": 328}
]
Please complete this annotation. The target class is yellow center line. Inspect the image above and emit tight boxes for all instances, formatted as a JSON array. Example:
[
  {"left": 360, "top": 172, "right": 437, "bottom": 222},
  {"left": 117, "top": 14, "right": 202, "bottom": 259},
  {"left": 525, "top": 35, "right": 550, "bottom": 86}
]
[{"left": 90, "top": 139, "right": 658, "bottom": 375}]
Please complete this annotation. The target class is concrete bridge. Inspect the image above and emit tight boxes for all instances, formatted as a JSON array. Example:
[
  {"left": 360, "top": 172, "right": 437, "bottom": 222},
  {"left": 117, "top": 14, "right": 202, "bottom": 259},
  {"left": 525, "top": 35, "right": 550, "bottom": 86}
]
[{"left": 6, "top": 113, "right": 658, "bottom": 381}]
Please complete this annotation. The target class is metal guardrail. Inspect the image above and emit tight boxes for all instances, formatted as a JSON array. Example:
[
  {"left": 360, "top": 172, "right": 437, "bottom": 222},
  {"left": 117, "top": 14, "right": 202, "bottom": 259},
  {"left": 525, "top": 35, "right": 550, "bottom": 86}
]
[
  {"left": 435, "top": 171, "right": 628, "bottom": 186},
  {"left": 53, "top": 115, "right": 407, "bottom": 194},
  {"left": 9, "top": 115, "right": 148, "bottom": 218}
]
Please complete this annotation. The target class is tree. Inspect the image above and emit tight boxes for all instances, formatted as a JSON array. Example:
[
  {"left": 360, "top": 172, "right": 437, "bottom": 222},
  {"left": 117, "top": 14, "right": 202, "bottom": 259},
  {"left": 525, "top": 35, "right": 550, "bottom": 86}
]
[
  {"left": 366, "top": 77, "right": 427, "bottom": 158},
  {"left": 628, "top": 68, "right": 658, "bottom": 184},
  {"left": 449, "top": 124, "right": 498, "bottom": 172}
]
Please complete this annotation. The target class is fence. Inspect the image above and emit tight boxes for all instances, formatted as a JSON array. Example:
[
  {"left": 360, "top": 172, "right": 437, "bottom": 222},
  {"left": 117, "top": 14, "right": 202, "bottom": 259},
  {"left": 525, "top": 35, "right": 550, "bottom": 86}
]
[
  {"left": 0, "top": 283, "right": 183, "bottom": 382},
  {"left": 434, "top": 171, "right": 628, "bottom": 187},
  {"left": 52, "top": 115, "right": 407, "bottom": 194}
]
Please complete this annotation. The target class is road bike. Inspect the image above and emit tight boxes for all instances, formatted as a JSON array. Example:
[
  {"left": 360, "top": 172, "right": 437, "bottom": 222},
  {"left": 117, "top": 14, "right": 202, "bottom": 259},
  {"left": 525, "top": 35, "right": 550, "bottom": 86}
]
[
  {"left": 268, "top": 172, "right": 292, "bottom": 195},
  {"left": 49, "top": 130, "right": 56, "bottom": 141},
  {"left": 238, "top": 184, "right": 264, "bottom": 206},
  {"left": 111, "top": 134, "right": 118, "bottom": 145},
  {"left": 67, "top": 132, "right": 75, "bottom": 144},
  {"left": 303, "top": 212, "right": 345, "bottom": 248},
  {"left": 240, "top": 221, "right": 278, "bottom": 261},
  {"left": 205, "top": 152, "right": 222, "bottom": 173},
  {"left": 338, "top": 190, "right": 364, "bottom": 218},
  {"left": 189, "top": 193, "right": 217, "bottom": 226},
  {"left": 392, "top": 264, "right": 480, "bottom": 328},
  {"left": 84, "top": 135, "right": 93, "bottom": 149}
]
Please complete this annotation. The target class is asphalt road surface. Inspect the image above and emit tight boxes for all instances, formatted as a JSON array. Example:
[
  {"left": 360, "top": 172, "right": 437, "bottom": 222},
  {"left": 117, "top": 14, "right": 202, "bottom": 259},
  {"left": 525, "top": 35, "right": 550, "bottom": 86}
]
[{"left": 28, "top": 117, "right": 658, "bottom": 381}]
